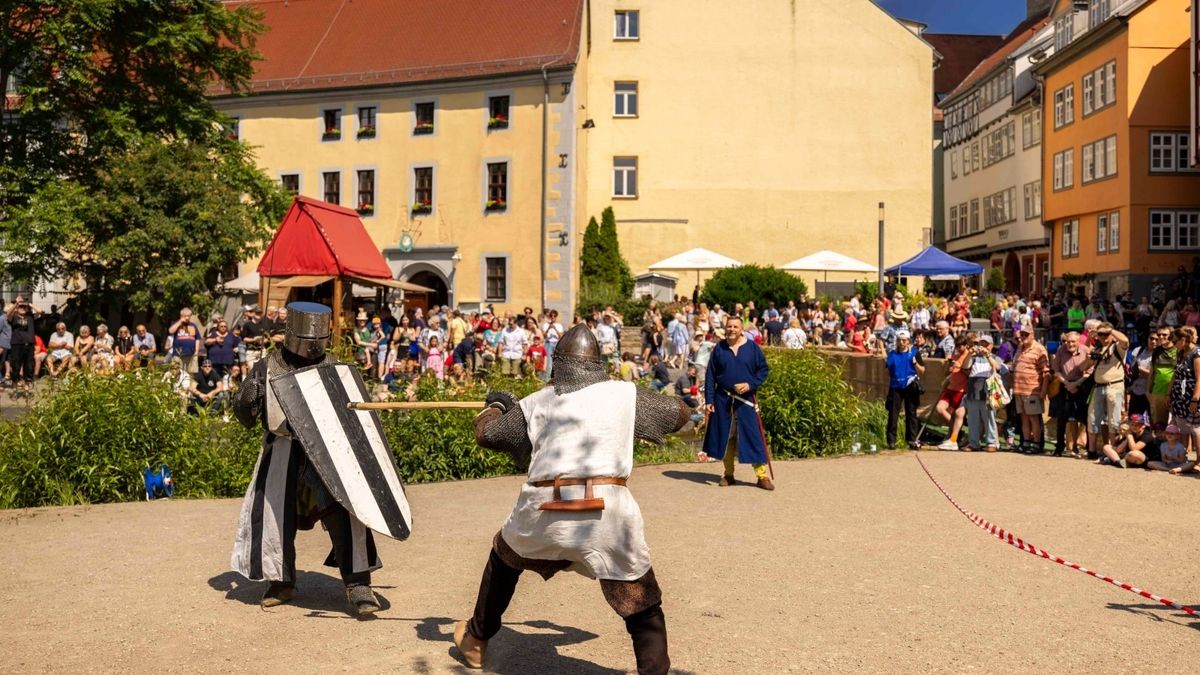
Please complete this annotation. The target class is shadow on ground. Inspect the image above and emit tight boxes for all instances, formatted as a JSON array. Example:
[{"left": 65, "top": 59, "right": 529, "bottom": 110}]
[
  {"left": 1105, "top": 601, "right": 1200, "bottom": 633},
  {"left": 414, "top": 616, "right": 632, "bottom": 674},
  {"left": 660, "top": 470, "right": 718, "bottom": 485},
  {"left": 208, "top": 570, "right": 395, "bottom": 618}
]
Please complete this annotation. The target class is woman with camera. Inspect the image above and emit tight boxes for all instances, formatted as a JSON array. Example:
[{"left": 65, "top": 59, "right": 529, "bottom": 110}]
[
  {"left": 1167, "top": 326, "right": 1200, "bottom": 458},
  {"left": 962, "top": 333, "right": 1003, "bottom": 452}
]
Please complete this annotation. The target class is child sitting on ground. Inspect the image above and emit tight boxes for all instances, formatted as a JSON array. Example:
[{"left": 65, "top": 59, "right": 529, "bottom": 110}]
[{"left": 1146, "top": 424, "right": 1195, "bottom": 474}]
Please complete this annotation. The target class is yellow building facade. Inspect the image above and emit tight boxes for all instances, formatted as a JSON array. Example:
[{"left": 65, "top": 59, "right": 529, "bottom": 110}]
[{"left": 217, "top": 0, "right": 935, "bottom": 312}]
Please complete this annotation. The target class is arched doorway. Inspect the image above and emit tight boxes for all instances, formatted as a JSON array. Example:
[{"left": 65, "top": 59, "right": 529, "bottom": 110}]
[
  {"left": 409, "top": 270, "right": 449, "bottom": 309},
  {"left": 1003, "top": 252, "right": 1020, "bottom": 293}
]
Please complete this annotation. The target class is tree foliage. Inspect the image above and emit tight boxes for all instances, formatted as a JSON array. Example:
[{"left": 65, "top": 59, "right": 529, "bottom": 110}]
[
  {"left": 0, "top": 0, "right": 282, "bottom": 320},
  {"left": 699, "top": 265, "right": 808, "bottom": 311},
  {"left": 578, "top": 206, "right": 637, "bottom": 314},
  {"left": 986, "top": 267, "right": 1006, "bottom": 293}
]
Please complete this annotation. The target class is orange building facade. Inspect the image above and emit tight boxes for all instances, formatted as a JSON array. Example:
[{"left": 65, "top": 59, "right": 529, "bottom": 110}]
[{"left": 1037, "top": 0, "right": 1200, "bottom": 299}]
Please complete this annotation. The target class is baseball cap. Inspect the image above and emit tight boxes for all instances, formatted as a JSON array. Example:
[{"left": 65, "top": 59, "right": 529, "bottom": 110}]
[
  {"left": 979, "top": 334, "right": 994, "bottom": 344},
  {"left": 201, "top": 358, "right": 213, "bottom": 367},
  {"left": 895, "top": 330, "right": 911, "bottom": 340},
  {"left": 1128, "top": 413, "right": 1147, "bottom": 425}
]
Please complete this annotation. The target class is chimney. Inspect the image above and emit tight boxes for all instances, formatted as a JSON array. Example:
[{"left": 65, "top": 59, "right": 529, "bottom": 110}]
[{"left": 1027, "top": 0, "right": 1053, "bottom": 18}]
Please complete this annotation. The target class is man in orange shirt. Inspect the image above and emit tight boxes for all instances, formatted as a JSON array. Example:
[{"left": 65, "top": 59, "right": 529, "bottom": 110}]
[{"left": 1011, "top": 325, "right": 1050, "bottom": 454}]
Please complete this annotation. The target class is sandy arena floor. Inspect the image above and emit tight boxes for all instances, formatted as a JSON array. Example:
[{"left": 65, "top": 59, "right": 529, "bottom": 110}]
[{"left": 1, "top": 452, "right": 1197, "bottom": 673}]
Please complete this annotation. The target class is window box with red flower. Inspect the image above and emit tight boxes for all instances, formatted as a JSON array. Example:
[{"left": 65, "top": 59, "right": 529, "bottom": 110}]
[
  {"left": 357, "top": 203, "right": 374, "bottom": 215},
  {"left": 487, "top": 115, "right": 508, "bottom": 130},
  {"left": 413, "top": 122, "right": 434, "bottom": 135},
  {"left": 485, "top": 199, "right": 507, "bottom": 211},
  {"left": 357, "top": 124, "right": 376, "bottom": 139},
  {"left": 322, "top": 127, "right": 341, "bottom": 141},
  {"left": 411, "top": 200, "right": 432, "bottom": 215}
]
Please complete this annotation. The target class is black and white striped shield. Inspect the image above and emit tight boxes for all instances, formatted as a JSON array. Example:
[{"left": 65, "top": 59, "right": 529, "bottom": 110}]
[{"left": 269, "top": 362, "right": 412, "bottom": 540}]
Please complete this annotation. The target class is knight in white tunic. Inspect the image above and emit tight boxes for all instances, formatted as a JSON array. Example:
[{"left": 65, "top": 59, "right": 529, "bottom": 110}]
[{"left": 452, "top": 324, "right": 691, "bottom": 674}]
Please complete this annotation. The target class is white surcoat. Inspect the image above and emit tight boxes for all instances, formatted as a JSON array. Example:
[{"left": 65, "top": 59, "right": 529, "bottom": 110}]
[{"left": 501, "top": 380, "right": 649, "bottom": 581}]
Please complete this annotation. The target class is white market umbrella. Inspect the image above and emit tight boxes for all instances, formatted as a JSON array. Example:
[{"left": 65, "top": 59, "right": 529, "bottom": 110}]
[
  {"left": 222, "top": 270, "right": 260, "bottom": 293},
  {"left": 648, "top": 247, "right": 741, "bottom": 289},
  {"left": 780, "top": 249, "right": 877, "bottom": 290},
  {"left": 781, "top": 250, "right": 876, "bottom": 274}
]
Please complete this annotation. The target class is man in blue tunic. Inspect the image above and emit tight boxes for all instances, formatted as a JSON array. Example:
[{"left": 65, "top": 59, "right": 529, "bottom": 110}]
[{"left": 703, "top": 316, "right": 773, "bottom": 490}]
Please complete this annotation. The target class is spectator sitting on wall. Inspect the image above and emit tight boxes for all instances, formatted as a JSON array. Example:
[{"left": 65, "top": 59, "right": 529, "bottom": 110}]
[
  {"left": 675, "top": 365, "right": 701, "bottom": 409},
  {"left": 648, "top": 354, "right": 670, "bottom": 392},
  {"left": 188, "top": 359, "right": 225, "bottom": 414}
]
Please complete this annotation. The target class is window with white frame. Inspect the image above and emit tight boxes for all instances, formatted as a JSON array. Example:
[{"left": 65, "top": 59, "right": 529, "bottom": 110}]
[
  {"left": 1063, "top": 148, "right": 1074, "bottom": 188},
  {"left": 1097, "top": 213, "right": 1108, "bottom": 252},
  {"left": 972, "top": 141, "right": 980, "bottom": 171},
  {"left": 613, "top": 157, "right": 638, "bottom": 197},
  {"left": 960, "top": 202, "right": 968, "bottom": 231},
  {"left": 1022, "top": 110, "right": 1042, "bottom": 149},
  {"left": 1089, "top": 0, "right": 1110, "bottom": 29},
  {"left": 1061, "top": 219, "right": 1080, "bottom": 258},
  {"left": 1055, "top": 14, "right": 1074, "bottom": 51},
  {"left": 1150, "top": 210, "right": 1175, "bottom": 250},
  {"left": 963, "top": 146, "right": 972, "bottom": 175},
  {"left": 951, "top": 150, "right": 957, "bottom": 179},
  {"left": 970, "top": 198, "right": 980, "bottom": 232},
  {"left": 1063, "top": 84, "right": 1074, "bottom": 125},
  {"left": 1104, "top": 62, "right": 1116, "bottom": 106},
  {"left": 1024, "top": 180, "right": 1042, "bottom": 219},
  {"left": 614, "top": 10, "right": 639, "bottom": 39},
  {"left": 1083, "top": 135, "right": 1117, "bottom": 183},
  {"left": 1151, "top": 132, "right": 1176, "bottom": 171},
  {"left": 1108, "top": 211, "right": 1120, "bottom": 251},
  {"left": 614, "top": 82, "right": 638, "bottom": 117},
  {"left": 356, "top": 169, "right": 375, "bottom": 214},
  {"left": 1082, "top": 73, "right": 1094, "bottom": 116},
  {"left": 949, "top": 205, "right": 958, "bottom": 238},
  {"left": 1179, "top": 211, "right": 1200, "bottom": 249},
  {"left": 1150, "top": 131, "right": 1195, "bottom": 172},
  {"left": 1084, "top": 61, "right": 1117, "bottom": 116},
  {"left": 1053, "top": 152, "right": 1064, "bottom": 190},
  {"left": 1054, "top": 89, "right": 1065, "bottom": 128}
]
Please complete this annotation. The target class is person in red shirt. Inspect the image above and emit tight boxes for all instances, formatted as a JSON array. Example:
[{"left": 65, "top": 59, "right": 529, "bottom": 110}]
[{"left": 524, "top": 335, "right": 548, "bottom": 377}]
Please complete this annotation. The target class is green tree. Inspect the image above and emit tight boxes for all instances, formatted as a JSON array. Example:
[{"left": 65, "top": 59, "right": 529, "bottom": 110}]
[
  {"left": 986, "top": 267, "right": 1006, "bottom": 293},
  {"left": 0, "top": 0, "right": 279, "bottom": 319},
  {"left": 599, "top": 206, "right": 634, "bottom": 296},
  {"left": 6, "top": 138, "right": 288, "bottom": 320},
  {"left": 700, "top": 265, "right": 808, "bottom": 311},
  {"left": 580, "top": 216, "right": 604, "bottom": 281}
]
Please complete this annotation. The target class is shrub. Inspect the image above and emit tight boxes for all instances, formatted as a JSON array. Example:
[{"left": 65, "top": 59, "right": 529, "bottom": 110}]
[
  {"left": 758, "top": 348, "right": 886, "bottom": 458},
  {"left": 986, "top": 267, "right": 1005, "bottom": 293},
  {"left": 700, "top": 265, "right": 807, "bottom": 311},
  {"left": 0, "top": 371, "right": 260, "bottom": 508}
]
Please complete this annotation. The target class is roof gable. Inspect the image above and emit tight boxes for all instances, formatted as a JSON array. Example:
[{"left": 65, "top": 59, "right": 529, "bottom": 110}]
[
  {"left": 259, "top": 196, "right": 393, "bottom": 279},
  {"left": 218, "top": 0, "right": 584, "bottom": 95},
  {"left": 942, "top": 12, "right": 1052, "bottom": 103}
]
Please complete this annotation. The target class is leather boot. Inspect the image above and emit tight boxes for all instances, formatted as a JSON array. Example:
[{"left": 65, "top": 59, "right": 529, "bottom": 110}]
[
  {"left": 260, "top": 581, "right": 294, "bottom": 607},
  {"left": 624, "top": 604, "right": 670, "bottom": 675},
  {"left": 346, "top": 583, "right": 380, "bottom": 616},
  {"left": 756, "top": 477, "right": 775, "bottom": 491},
  {"left": 718, "top": 475, "right": 735, "bottom": 486},
  {"left": 454, "top": 619, "right": 488, "bottom": 669}
]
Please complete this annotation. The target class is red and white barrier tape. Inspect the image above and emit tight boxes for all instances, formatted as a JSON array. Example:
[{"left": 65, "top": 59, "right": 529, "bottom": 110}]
[{"left": 914, "top": 452, "right": 1196, "bottom": 618}]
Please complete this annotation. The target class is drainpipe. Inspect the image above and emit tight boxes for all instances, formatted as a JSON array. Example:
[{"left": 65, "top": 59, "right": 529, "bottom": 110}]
[
  {"left": 1032, "top": 69, "right": 1050, "bottom": 290},
  {"left": 540, "top": 66, "right": 550, "bottom": 312}
]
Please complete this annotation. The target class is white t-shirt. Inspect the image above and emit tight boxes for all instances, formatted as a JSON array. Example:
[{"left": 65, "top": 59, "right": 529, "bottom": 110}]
[
  {"left": 782, "top": 327, "right": 806, "bottom": 349},
  {"left": 49, "top": 331, "right": 74, "bottom": 353},
  {"left": 500, "top": 327, "right": 527, "bottom": 359}
]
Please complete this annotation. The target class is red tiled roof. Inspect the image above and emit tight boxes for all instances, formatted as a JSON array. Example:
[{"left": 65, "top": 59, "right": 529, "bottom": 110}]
[
  {"left": 943, "top": 13, "right": 1052, "bottom": 102},
  {"left": 924, "top": 33, "right": 1005, "bottom": 96},
  {"left": 216, "top": 0, "right": 584, "bottom": 95}
]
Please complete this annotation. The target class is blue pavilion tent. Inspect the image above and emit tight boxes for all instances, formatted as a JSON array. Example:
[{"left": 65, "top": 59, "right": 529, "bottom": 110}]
[{"left": 885, "top": 246, "right": 983, "bottom": 277}]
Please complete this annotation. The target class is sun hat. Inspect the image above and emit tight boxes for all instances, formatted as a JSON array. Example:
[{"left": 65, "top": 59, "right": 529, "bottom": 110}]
[
  {"left": 355, "top": 309, "right": 368, "bottom": 321},
  {"left": 1165, "top": 424, "right": 1181, "bottom": 434}
]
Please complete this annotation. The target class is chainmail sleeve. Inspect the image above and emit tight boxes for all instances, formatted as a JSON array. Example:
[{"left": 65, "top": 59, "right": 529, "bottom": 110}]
[
  {"left": 634, "top": 387, "right": 692, "bottom": 445},
  {"left": 234, "top": 358, "right": 268, "bottom": 430},
  {"left": 475, "top": 406, "right": 534, "bottom": 471}
]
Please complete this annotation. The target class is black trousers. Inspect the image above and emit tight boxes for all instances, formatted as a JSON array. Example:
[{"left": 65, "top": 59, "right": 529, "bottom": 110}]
[
  {"left": 467, "top": 537, "right": 670, "bottom": 675},
  {"left": 279, "top": 456, "right": 375, "bottom": 586},
  {"left": 9, "top": 343, "right": 35, "bottom": 382},
  {"left": 886, "top": 386, "right": 920, "bottom": 448}
]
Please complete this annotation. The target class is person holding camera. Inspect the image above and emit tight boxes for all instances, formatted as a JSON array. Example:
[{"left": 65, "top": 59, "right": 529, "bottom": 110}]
[
  {"left": 5, "top": 296, "right": 43, "bottom": 391},
  {"left": 962, "top": 333, "right": 1002, "bottom": 452},
  {"left": 884, "top": 330, "right": 925, "bottom": 450},
  {"left": 1082, "top": 322, "right": 1130, "bottom": 459}
]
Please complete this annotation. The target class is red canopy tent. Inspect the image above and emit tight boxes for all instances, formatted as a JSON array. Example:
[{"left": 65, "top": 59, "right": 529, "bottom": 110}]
[{"left": 257, "top": 196, "right": 423, "bottom": 334}]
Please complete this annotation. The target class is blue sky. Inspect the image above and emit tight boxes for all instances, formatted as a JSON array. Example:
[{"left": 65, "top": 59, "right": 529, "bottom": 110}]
[{"left": 876, "top": 0, "right": 1029, "bottom": 35}]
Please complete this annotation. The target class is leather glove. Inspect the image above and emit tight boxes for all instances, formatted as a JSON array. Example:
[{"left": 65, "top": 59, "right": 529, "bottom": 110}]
[{"left": 485, "top": 390, "right": 520, "bottom": 413}]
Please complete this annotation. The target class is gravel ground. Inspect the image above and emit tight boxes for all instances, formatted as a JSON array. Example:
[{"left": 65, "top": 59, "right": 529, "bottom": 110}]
[{"left": 1, "top": 452, "right": 1197, "bottom": 673}]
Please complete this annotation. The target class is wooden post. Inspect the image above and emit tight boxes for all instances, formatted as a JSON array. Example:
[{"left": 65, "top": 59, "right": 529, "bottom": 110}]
[{"left": 332, "top": 276, "right": 344, "bottom": 343}]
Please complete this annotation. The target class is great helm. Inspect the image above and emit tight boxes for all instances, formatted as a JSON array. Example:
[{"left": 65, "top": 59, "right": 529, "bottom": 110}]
[
  {"left": 554, "top": 323, "right": 602, "bottom": 363},
  {"left": 283, "top": 301, "right": 331, "bottom": 359}
]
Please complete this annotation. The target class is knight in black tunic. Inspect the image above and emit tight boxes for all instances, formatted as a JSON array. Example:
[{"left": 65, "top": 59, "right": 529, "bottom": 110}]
[{"left": 230, "top": 302, "right": 382, "bottom": 615}]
